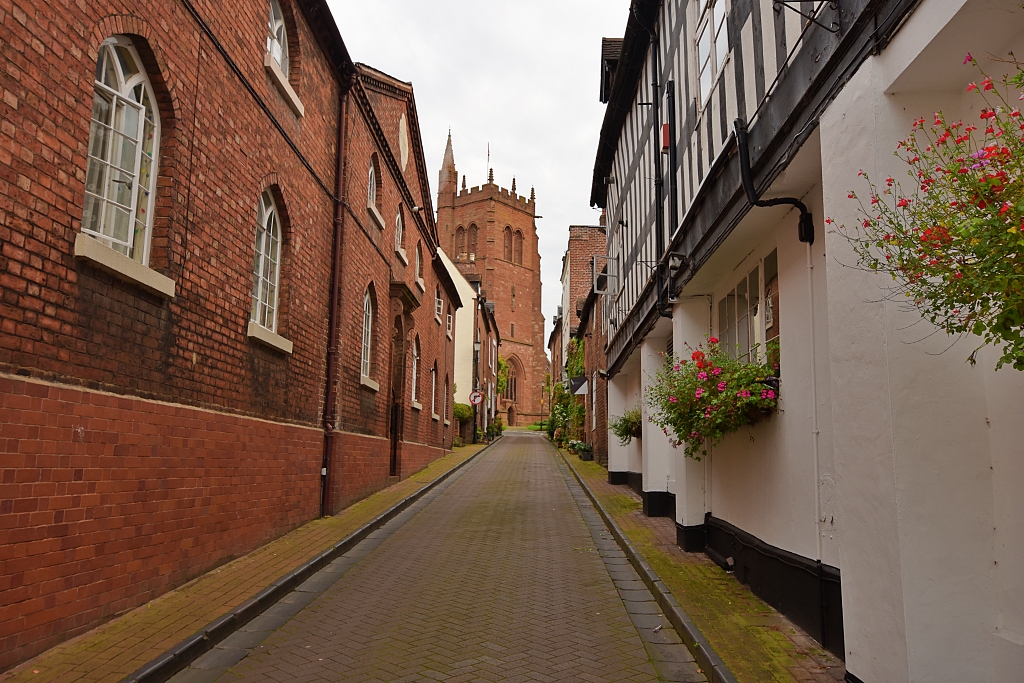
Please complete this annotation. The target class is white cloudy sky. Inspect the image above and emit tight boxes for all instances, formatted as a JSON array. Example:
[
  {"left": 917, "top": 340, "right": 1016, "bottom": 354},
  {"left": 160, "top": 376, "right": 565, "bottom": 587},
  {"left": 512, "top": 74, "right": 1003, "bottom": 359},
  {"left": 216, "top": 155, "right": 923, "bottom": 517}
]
[{"left": 327, "top": 0, "right": 628, "bottom": 347}]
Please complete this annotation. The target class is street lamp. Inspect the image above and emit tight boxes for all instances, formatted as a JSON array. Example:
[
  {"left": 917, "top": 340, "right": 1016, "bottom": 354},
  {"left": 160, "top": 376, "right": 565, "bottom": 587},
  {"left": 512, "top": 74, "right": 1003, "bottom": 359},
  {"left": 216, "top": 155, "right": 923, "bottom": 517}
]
[{"left": 472, "top": 340, "right": 481, "bottom": 444}]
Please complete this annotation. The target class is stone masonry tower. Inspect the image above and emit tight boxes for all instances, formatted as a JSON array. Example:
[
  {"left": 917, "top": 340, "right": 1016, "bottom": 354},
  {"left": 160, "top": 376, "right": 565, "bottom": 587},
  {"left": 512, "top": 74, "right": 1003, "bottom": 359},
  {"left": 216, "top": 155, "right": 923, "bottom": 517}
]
[{"left": 436, "top": 134, "right": 547, "bottom": 425}]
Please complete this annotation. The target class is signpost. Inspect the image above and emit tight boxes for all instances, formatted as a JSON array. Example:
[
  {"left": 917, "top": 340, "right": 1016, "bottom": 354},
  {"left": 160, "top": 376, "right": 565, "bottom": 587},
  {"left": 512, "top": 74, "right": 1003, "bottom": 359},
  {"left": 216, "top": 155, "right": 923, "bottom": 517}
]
[{"left": 469, "top": 390, "right": 484, "bottom": 406}]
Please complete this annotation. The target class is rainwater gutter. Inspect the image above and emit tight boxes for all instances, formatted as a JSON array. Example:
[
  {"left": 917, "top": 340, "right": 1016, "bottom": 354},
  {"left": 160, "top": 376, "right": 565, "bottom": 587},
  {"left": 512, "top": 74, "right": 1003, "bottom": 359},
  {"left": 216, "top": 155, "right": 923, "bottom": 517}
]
[{"left": 322, "top": 79, "right": 354, "bottom": 518}]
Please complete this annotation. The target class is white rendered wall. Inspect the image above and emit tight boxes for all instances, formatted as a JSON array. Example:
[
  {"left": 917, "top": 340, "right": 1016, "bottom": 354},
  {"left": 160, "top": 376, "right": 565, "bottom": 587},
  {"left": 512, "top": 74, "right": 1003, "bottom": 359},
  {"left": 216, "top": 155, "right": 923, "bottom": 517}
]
[
  {"left": 699, "top": 191, "right": 837, "bottom": 567},
  {"left": 820, "top": 2, "right": 1024, "bottom": 675},
  {"left": 641, "top": 334, "right": 674, "bottom": 495},
  {"left": 606, "top": 370, "right": 629, "bottom": 474},
  {"left": 438, "top": 249, "right": 477, "bottom": 404},
  {"left": 672, "top": 298, "right": 711, "bottom": 527}
]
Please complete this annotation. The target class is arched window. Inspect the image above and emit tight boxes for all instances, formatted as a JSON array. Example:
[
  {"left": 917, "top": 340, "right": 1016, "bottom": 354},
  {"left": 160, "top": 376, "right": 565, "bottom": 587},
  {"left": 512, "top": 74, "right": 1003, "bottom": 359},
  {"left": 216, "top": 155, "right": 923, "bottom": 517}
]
[
  {"left": 83, "top": 37, "right": 161, "bottom": 264},
  {"left": 395, "top": 205, "right": 405, "bottom": 252},
  {"left": 511, "top": 284, "right": 516, "bottom": 311},
  {"left": 430, "top": 362, "right": 438, "bottom": 416},
  {"left": 251, "top": 190, "right": 283, "bottom": 331},
  {"left": 503, "top": 226, "right": 513, "bottom": 261},
  {"left": 446, "top": 304, "right": 453, "bottom": 338},
  {"left": 443, "top": 375, "right": 450, "bottom": 422},
  {"left": 415, "top": 241, "right": 423, "bottom": 280},
  {"left": 368, "top": 154, "right": 381, "bottom": 209},
  {"left": 468, "top": 224, "right": 478, "bottom": 257},
  {"left": 267, "top": 0, "right": 289, "bottom": 76},
  {"left": 361, "top": 287, "right": 374, "bottom": 378},
  {"left": 411, "top": 335, "right": 420, "bottom": 403},
  {"left": 455, "top": 227, "right": 466, "bottom": 258},
  {"left": 434, "top": 286, "right": 443, "bottom": 320},
  {"left": 513, "top": 230, "right": 524, "bottom": 265},
  {"left": 503, "top": 362, "right": 518, "bottom": 402}
]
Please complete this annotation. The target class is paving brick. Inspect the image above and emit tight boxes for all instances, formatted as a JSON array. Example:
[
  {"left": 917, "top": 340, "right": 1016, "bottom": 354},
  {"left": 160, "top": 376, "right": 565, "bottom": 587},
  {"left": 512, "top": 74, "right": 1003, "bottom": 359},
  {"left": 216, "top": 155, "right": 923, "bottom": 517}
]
[{"left": 211, "top": 433, "right": 696, "bottom": 682}]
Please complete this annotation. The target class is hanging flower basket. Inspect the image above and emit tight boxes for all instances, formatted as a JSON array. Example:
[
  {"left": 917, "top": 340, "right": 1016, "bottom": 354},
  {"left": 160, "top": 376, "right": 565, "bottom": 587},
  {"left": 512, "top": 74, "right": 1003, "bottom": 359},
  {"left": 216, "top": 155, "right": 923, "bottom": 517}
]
[
  {"left": 835, "top": 56, "right": 1024, "bottom": 370},
  {"left": 610, "top": 406, "right": 643, "bottom": 446},
  {"left": 646, "top": 337, "right": 780, "bottom": 460}
]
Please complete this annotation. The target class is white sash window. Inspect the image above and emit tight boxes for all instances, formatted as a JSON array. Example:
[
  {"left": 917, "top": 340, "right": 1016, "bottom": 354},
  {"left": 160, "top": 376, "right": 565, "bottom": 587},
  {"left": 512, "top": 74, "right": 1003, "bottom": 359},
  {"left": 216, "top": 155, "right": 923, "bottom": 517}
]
[{"left": 250, "top": 191, "right": 282, "bottom": 331}]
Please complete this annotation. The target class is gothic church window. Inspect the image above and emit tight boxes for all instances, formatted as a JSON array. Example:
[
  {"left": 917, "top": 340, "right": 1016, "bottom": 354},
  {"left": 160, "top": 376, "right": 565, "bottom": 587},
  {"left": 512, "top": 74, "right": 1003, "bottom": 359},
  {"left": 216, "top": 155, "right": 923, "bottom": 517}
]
[
  {"left": 455, "top": 227, "right": 466, "bottom": 258},
  {"left": 368, "top": 153, "right": 381, "bottom": 211},
  {"left": 468, "top": 224, "right": 478, "bottom": 257},
  {"left": 83, "top": 37, "right": 160, "bottom": 264},
  {"left": 361, "top": 287, "right": 375, "bottom": 379},
  {"left": 251, "top": 190, "right": 283, "bottom": 332},
  {"left": 513, "top": 230, "right": 523, "bottom": 265},
  {"left": 503, "top": 226, "right": 513, "bottom": 261},
  {"left": 411, "top": 335, "right": 420, "bottom": 403}
]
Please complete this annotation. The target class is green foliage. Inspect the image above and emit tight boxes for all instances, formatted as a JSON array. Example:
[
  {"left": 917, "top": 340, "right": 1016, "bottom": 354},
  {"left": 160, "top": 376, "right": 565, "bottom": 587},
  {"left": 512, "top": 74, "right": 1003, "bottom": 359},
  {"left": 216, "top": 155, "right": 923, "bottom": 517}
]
[
  {"left": 453, "top": 436, "right": 464, "bottom": 448},
  {"left": 452, "top": 402, "right": 473, "bottom": 422},
  {"left": 566, "top": 338, "right": 586, "bottom": 378},
  {"left": 646, "top": 337, "right": 779, "bottom": 460},
  {"left": 837, "top": 59, "right": 1024, "bottom": 369},
  {"left": 496, "top": 356, "right": 509, "bottom": 394},
  {"left": 486, "top": 415, "right": 505, "bottom": 438},
  {"left": 567, "top": 439, "right": 592, "bottom": 454},
  {"left": 548, "top": 381, "right": 585, "bottom": 446},
  {"left": 609, "top": 407, "right": 643, "bottom": 446}
]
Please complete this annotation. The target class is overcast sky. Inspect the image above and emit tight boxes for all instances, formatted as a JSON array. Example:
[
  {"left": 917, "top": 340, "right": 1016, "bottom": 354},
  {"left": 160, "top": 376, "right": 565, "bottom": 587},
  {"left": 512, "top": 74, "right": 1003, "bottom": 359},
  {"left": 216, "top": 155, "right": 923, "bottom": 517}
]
[{"left": 327, "top": 0, "right": 628, "bottom": 348}]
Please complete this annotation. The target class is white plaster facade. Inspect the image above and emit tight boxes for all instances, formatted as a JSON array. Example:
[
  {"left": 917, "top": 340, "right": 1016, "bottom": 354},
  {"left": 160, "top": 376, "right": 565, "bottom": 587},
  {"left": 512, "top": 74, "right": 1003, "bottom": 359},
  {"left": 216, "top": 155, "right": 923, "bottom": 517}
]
[{"left": 438, "top": 249, "right": 476, "bottom": 405}]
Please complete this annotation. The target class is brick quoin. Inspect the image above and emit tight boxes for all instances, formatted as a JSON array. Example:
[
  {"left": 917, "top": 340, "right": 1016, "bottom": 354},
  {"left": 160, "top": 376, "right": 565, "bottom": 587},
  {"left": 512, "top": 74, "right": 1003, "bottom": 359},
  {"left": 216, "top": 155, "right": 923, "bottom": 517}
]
[{"left": 0, "top": 0, "right": 455, "bottom": 670}]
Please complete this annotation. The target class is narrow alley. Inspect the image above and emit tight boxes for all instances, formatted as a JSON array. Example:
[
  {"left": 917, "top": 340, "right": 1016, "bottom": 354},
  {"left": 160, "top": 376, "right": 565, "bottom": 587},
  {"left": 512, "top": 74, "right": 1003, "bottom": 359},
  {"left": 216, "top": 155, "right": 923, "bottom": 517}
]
[{"left": 170, "top": 432, "right": 701, "bottom": 682}]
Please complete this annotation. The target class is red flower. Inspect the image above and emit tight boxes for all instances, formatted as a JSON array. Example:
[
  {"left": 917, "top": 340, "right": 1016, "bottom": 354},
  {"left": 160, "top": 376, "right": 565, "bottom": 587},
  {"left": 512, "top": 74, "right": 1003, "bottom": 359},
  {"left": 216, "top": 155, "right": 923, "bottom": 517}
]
[
  {"left": 691, "top": 350, "right": 705, "bottom": 361},
  {"left": 967, "top": 82, "right": 978, "bottom": 92},
  {"left": 980, "top": 109, "right": 996, "bottom": 120},
  {"left": 982, "top": 77, "right": 994, "bottom": 91},
  {"left": 708, "top": 337, "right": 719, "bottom": 344},
  {"left": 897, "top": 198, "right": 910, "bottom": 208}
]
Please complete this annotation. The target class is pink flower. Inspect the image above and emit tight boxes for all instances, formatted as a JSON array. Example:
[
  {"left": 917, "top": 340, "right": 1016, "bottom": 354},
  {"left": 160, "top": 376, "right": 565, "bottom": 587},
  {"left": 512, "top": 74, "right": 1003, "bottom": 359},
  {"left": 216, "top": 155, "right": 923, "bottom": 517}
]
[
  {"left": 695, "top": 388, "right": 704, "bottom": 399},
  {"left": 963, "top": 53, "right": 973, "bottom": 65},
  {"left": 712, "top": 367, "right": 722, "bottom": 375},
  {"left": 669, "top": 396, "right": 678, "bottom": 403},
  {"left": 673, "top": 364, "right": 680, "bottom": 371},
  {"left": 767, "top": 389, "right": 776, "bottom": 399},
  {"left": 698, "top": 371, "right": 708, "bottom": 381},
  {"left": 717, "top": 382, "right": 726, "bottom": 392}
]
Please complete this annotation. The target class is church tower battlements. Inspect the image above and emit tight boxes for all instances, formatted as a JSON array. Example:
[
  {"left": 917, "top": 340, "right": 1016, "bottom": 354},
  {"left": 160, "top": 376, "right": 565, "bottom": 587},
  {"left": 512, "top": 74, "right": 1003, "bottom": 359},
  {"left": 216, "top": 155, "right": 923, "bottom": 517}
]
[{"left": 436, "top": 134, "right": 547, "bottom": 424}]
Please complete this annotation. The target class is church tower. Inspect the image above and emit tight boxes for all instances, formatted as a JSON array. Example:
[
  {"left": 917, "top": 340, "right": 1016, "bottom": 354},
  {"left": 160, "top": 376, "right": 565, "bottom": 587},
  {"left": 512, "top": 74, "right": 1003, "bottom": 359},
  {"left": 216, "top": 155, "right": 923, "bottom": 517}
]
[{"left": 436, "top": 135, "right": 547, "bottom": 425}]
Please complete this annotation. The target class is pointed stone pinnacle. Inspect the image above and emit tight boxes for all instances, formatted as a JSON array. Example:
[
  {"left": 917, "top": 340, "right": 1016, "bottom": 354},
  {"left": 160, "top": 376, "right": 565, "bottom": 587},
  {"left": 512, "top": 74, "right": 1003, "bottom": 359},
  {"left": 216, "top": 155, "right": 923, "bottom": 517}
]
[
  {"left": 488, "top": 168, "right": 494, "bottom": 184},
  {"left": 530, "top": 186, "right": 535, "bottom": 202},
  {"left": 511, "top": 177, "right": 517, "bottom": 193},
  {"left": 462, "top": 174, "right": 467, "bottom": 190}
]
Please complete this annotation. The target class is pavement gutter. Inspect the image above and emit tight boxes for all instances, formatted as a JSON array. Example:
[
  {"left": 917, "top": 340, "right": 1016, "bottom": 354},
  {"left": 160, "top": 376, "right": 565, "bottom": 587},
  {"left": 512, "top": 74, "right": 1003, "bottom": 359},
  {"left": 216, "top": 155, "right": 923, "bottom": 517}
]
[
  {"left": 120, "top": 439, "right": 499, "bottom": 683},
  {"left": 557, "top": 448, "right": 740, "bottom": 683}
]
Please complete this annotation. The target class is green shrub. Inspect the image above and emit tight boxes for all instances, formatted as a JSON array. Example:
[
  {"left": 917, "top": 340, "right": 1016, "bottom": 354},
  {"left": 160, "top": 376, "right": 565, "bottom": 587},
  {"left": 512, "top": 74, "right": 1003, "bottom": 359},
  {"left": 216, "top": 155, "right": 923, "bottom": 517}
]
[{"left": 453, "top": 402, "right": 473, "bottom": 422}]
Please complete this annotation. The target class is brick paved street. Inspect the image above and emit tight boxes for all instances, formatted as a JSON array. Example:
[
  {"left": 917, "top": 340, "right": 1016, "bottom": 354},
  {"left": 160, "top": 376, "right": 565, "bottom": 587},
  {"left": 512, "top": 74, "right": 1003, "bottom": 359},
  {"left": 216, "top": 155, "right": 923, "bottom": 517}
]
[{"left": 174, "top": 432, "right": 702, "bottom": 682}]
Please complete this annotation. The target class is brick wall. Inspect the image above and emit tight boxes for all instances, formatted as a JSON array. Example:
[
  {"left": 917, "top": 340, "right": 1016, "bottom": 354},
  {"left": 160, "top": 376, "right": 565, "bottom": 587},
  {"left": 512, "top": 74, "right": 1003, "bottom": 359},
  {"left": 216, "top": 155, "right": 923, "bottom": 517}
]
[
  {"left": 0, "top": 373, "right": 322, "bottom": 669},
  {"left": 565, "top": 225, "right": 606, "bottom": 334},
  {"left": 579, "top": 297, "right": 608, "bottom": 465}
]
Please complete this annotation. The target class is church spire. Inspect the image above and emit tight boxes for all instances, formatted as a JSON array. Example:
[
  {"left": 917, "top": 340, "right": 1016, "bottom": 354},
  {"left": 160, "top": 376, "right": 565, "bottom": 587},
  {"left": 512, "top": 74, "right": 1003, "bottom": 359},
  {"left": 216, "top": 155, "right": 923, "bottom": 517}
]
[{"left": 437, "top": 131, "right": 457, "bottom": 203}]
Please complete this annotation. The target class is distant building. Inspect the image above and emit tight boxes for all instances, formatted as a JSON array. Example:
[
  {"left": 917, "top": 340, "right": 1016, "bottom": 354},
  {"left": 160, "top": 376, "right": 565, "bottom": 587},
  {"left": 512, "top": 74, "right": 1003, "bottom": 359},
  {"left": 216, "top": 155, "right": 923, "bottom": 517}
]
[
  {"left": 435, "top": 135, "right": 547, "bottom": 426},
  {"left": 558, "top": 224, "right": 607, "bottom": 379}
]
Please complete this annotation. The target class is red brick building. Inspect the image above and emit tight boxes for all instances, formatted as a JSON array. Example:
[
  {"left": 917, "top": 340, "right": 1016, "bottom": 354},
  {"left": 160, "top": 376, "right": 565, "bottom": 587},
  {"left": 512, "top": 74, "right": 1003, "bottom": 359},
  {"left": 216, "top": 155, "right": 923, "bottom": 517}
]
[
  {"left": 557, "top": 224, "right": 606, "bottom": 372},
  {"left": 0, "top": 0, "right": 456, "bottom": 669},
  {"left": 575, "top": 286, "right": 608, "bottom": 466},
  {"left": 435, "top": 136, "right": 546, "bottom": 426}
]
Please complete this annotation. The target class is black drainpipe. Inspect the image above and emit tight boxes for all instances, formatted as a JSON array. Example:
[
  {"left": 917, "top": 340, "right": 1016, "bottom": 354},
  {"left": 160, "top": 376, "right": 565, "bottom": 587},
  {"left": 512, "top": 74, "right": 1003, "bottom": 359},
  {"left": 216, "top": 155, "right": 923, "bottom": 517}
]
[
  {"left": 733, "top": 118, "right": 814, "bottom": 244},
  {"left": 321, "top": 77, "right": 354, "bottom": 518}
]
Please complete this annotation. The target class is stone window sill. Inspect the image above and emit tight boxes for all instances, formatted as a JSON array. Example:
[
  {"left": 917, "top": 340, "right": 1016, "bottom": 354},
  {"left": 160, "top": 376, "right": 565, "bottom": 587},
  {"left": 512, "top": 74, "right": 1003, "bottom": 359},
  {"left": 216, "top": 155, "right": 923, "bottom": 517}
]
[
  {"left": 415, "top": 278, "right": 425, "bottom": 293},
  {"left": 264, "top": 53, "right": 304, "bottom": 117},
  {"left": 411, "top": 400, "right": 423, "bottom": 411},
  {"left": 247, "top": 321, "right": 293, "bottom": 354},
  {"left": 396, "top": 247, "right": 409, "bottom": 266},
  {"left": 444, "top": 419, "right": 451, "bottom": 426},
  {"left": 74, "top": 233, "right": 175, "bottom": 298},
  {"left": 435, "top": 315, "right": 442, "bottom": 326},
  {"left": 432, "top": 413, "right": 440, "bottom": 421},
  {"left": 360, "top": 375, "right": 379, "bottom": 392},
  {"left": 367, "top": 204, "right": 386, "bottom": 231}
]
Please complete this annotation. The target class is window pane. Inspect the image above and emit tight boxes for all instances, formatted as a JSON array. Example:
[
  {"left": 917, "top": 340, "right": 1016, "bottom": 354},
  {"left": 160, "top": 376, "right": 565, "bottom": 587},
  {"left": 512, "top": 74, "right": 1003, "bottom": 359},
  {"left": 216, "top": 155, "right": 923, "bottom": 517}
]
[
  {"left": 114, "top": 46, "right": 139, "bottom": 78},
  {"left": 698, "top": 25, "right": 710, "bottom": 65},
  {"left": 91, "top": 90, "right": 114, "bottom": 128},
  {"left": 700, "top": 65, "right": 712, "bottom": 103}
]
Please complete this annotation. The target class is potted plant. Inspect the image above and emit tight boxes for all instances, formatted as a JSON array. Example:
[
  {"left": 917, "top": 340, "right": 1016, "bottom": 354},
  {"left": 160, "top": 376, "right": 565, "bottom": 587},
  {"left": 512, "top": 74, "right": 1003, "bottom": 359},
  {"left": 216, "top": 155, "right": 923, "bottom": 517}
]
[
  {"left": 568, "top": 440, "right": 594, "bottom": 461},
  {"left": 609, "top": 406, "right": 643, "bottom": 446},
  {"left": 646, "top": 337, "right": 779, "bottom": 459}
]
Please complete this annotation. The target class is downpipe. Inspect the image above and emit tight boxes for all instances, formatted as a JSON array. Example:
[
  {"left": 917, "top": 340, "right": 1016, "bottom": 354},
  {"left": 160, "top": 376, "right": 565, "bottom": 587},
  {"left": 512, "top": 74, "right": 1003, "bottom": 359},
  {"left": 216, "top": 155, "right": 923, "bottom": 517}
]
[
  {"left": 322, "top": 79, "right": 354, "bottom": 518},
  {"left": 734, "top": 116, "right": 826, "bottom": 643}
]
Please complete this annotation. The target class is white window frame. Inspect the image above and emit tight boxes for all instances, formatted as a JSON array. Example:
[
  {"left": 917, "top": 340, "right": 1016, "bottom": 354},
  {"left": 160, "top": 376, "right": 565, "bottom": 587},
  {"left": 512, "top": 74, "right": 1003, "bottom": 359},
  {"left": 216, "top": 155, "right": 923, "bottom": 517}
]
[
  {"left": 696, "top": 0, "right": 729, "bottom": 107},
  {"left": 434, "top": 288, "right": 443, "bottom": 323},
  {"left": 267, "top": 0, "right": 289, "bottom": 76},
  {"left": 431, "top": 364, "right": 439, "bottom": 420},
  {"left": 443, "top": 376, "right": 449, "bottom": 424},
  {"left": 82, "top": 37, "right": 160, "bottom": 266},
  {"left": 394, "top": 206, "right": 407, "bottom": 264},
  {"left": 446, "top": 312, "right": 453, "bottom": 339},
  {"left": 411, "top": 336, "right": 420, "bottom": 406},
  {"left": 250, "top": 190, "right": 283, "bottom": 332},
  {"left": 367, "top": 162, "right": 377, "bottom": 209},
  {"left": 361, "top": 289, "right": 373, "bottom": 380},
  {"left": 591, "top": 371, "right": 597, "bottom": 430},
  {"left": 716, "top": 250, "right": 776, "bottom": 364}
]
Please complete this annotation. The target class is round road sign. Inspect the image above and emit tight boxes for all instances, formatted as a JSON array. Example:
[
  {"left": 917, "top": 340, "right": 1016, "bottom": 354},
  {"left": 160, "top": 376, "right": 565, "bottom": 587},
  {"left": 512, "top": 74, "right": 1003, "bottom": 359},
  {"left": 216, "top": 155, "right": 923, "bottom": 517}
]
[{"left": 469, "top": 391, "right": 484, "bottom": 406}]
